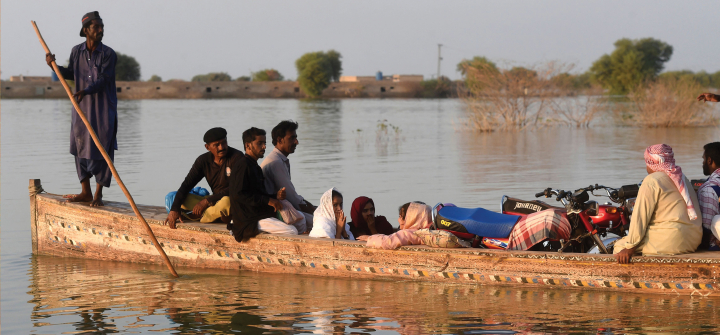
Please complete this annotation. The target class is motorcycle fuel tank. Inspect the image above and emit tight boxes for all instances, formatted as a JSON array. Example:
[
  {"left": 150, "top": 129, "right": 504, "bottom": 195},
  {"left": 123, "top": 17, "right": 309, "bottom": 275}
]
[{"left": 590, "top": 205, "right": 623, "bottom": 229}]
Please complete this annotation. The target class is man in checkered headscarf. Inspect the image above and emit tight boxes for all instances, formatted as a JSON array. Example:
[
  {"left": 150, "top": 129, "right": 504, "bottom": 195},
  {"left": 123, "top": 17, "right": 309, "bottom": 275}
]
[{"left": 615, "top": 144, "right": 703, "bottom": 264}]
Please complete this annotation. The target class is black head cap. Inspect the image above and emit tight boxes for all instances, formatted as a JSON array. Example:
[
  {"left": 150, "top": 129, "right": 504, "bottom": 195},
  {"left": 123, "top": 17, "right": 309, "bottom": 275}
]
[
  {"left": 80, "top": 11, "right": 101, "bottom": 37},
  {"left": 204, "top": 127, "right": 227, "bottom": 144}
]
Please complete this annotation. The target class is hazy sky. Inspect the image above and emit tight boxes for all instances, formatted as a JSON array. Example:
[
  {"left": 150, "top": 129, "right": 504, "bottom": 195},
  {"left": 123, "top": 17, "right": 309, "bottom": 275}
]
[{"left": 3, "top": 0, "right": 719, "bottom": 81}]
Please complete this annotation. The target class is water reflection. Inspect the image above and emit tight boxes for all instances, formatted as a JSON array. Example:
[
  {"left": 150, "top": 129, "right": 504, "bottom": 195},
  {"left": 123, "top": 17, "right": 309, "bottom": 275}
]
[
  {"left": 297, "top": 100, "right": 344, "bottom": 186},
  {"left": 456, "top": 126, "right": 720, "bottom": 208},
  {"left": 26, "top": 255, "right": 720, "bottom": 334}
]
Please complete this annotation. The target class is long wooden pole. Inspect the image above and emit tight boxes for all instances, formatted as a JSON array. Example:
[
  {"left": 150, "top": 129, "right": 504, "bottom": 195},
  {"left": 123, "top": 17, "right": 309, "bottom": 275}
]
[{"left": 31, "top": 21, "right": 179, "bottom": 278}]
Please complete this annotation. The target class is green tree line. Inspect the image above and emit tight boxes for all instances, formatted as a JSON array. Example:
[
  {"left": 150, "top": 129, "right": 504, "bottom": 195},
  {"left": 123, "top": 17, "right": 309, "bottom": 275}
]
[{"left": 458, "top": 37, "right": 720, "bottom": 95}]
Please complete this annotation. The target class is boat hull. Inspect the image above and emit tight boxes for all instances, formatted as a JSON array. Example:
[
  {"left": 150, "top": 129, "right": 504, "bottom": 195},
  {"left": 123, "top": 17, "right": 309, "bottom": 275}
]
[{"left": 29, "top": 180, "right": 720, "bottom": 295}]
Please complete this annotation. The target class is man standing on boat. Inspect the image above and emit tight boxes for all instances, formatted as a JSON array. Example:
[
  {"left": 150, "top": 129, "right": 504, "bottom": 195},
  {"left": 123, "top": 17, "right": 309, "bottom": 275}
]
[
  {"left": 697, "top": 142, "right": 720, "bottom": 250},
  {"left": 45, "top": 11, "right": 116, "bottom": 207},
  {"left": 261, "top": 120, "right": 316, "bottom": 228},
  {"left": 164, "top": 127, "right": 243, "bottom": 228},
  {"left": 229, "top": 127, "right": 298, "bottom": 241}
]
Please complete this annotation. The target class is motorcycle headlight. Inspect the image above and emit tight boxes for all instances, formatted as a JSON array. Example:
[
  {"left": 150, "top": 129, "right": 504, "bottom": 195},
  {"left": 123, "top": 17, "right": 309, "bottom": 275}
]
[
  {"left": 625, "top": 198, "right": 636, "bottom": 214},
  {"left": 585, "top": 200, "right": 599, "bottom": 216}
]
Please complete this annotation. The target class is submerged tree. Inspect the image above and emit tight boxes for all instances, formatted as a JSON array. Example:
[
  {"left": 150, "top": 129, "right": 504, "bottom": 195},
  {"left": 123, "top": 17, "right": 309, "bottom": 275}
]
[
  {"left": 191, "top": 72, "right": 232, "bottom": 82},
  {"left": 298, "top": 58, "right": 332, "bottom": 97},
  {"left": 251, "top": 69, "right": 284, "bottom": 81},
  {"left": 295, "top": 50, "right": 342, "bottom": 98},
  {"left": 589, "top": 38, "right": 673, "bottom": 94},
  {"left": 115, "top": 52, "right": 141, "bottom": 81},
  {"left": 326, "top": 50, "right": 342, "bottom": 82},
  {"left": 457, "top": 56, "right": 498, "bottom": 77}
]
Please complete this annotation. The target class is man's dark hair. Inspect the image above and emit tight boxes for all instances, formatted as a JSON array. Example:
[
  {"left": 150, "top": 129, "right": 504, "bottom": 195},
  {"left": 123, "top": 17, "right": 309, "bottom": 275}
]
[
  {"left": 242, "top": 127, "right": 266, "bottom": 146},
  {"left": 704, "top": 142, "right": 720, "bottom": 165},
  {"left": 271, "top": 120, "right": 299, "bottom": 146}
]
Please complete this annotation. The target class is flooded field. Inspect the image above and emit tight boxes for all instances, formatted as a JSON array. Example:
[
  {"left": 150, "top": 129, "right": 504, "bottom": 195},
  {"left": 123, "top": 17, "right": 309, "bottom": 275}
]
[{"left": 3, "top": 99, "right": 720, "bottom": 333}]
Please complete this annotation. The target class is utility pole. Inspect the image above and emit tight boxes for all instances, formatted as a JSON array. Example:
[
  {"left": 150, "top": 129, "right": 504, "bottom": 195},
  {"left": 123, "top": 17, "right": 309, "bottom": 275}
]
[{"left": 437, "top": 44, "right": 443, "bottom": 80}]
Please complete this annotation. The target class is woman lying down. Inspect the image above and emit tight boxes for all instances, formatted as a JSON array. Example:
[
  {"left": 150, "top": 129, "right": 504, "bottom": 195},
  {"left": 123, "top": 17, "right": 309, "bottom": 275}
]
[{"left": 357, "top": 201, "right": 432, "bottom": 249}]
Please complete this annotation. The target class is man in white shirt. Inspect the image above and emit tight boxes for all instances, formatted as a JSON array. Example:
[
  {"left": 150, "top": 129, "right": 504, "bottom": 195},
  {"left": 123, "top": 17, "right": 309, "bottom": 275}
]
[{"left": 260, "top": 120, "right": 316, "bottom": 231}]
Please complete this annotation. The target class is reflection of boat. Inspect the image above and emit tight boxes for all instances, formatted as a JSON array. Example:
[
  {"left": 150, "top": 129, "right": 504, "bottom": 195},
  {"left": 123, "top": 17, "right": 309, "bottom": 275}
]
[
  {"left": 29, "top": 179, "right": 720, "bottom": 296},
  {"left": 30, "top": 255, "right": 720, "bottom": 334}
]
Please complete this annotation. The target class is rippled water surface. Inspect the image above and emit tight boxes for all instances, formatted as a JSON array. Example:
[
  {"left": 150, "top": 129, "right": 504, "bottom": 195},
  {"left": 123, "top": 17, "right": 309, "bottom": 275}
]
[{"left": 3, "top": 99, "right": 720, "bottom": 334}]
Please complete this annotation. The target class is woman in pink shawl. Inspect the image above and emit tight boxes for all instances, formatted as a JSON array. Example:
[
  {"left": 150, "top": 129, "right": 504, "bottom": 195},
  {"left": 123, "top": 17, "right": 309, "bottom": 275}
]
[
  {"left": 614, "top": 144, "right": 703, "bottom": 264},
  {"left": 357, "top": 202, "right": 432, "bottom": 249}
]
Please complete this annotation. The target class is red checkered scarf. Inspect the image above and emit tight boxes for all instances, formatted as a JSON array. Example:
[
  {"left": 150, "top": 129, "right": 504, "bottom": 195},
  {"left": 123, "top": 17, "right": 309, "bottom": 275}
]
[{"left": 644, "top": 144, "right": 697, "bottom": 220}]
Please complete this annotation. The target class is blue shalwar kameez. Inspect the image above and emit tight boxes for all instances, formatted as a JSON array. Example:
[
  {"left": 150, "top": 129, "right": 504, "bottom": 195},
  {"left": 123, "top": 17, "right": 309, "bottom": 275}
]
[{"left": 57, "top": 42, "right": 117, "bottom": 187}]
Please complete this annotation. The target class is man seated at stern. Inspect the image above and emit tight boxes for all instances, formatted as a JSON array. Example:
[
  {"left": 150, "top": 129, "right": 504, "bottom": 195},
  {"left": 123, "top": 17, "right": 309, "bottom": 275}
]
[
  {"left": 164, "top": 127, "right": 243, "bottom": 229},
  {"left": 261, "top": 120, "right": 316, "bottom": 226},
  {"left": 228, "top": 127, "right": 298, "bottom": 242},
  {"left": 697, "top": 142, "right": 720, "bottom": 250},
  {"left": 614, "top": 144, "right": 703, "bottom": 264}
]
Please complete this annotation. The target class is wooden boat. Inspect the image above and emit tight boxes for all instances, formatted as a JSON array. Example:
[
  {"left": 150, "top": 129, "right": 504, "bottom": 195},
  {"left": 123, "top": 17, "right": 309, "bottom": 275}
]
[{"left": 29, "top": 179, "right": 720, "bottom": 296}]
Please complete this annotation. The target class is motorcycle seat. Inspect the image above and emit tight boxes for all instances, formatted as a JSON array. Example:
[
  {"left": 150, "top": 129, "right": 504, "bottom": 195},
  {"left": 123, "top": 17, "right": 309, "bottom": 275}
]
[{"left": 436, "top": 206, "right": 521, "bottom": 238}]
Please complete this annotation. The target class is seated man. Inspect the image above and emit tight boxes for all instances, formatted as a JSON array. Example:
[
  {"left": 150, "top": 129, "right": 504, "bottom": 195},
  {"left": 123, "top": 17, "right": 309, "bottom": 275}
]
[
  {"left": 615, "top": 144, "right": 703, "bottom": 264},
  {"left": 229, "top": 127, "right": 298, "bottom": 241},
  {"left": 164, "top": 127, "right": 242, "bottom": 228},
  {"left": 261, "top": 120, "right": 315, "bottom": 226},
  {"left": 697, "top": 142, "right": 720, "bottom": 250}
]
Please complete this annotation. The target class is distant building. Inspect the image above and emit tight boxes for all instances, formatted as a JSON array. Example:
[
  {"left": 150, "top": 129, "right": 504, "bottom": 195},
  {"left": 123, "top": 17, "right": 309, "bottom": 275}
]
[
  {"left": 10, "top": 75, "right": 52, "bottom": 82},
  {"left": 340, "top": 76, "right": 379, "bottom": 82},
  {"left": 340, "top": 74, "right": 423, "bottom": 83},
  {"left": 392, "top": 75, "right": 423, "bottom": 82}
]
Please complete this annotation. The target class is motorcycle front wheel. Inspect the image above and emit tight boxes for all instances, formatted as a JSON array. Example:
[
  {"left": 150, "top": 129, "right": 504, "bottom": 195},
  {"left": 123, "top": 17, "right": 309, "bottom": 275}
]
[{"left": 590, "top": 233, "right": 610, "bottom": 254}]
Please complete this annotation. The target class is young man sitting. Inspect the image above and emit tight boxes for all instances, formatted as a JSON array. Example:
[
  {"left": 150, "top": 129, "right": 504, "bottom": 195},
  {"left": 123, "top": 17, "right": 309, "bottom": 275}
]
[
  {"left": 228, "top": 127, "right": 298, "bottom": 241},
  {"left": 261, "top": 120, "right": 316, "bottom": 227},
  {"left": 164, "top": 127, "right": 242, "bottom": 229}
]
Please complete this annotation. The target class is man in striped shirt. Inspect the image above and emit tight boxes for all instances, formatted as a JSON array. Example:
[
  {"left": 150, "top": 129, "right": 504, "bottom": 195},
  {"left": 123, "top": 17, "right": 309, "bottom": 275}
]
[{"left": 697, "top": 142, "right": 720, "bottom": 250}]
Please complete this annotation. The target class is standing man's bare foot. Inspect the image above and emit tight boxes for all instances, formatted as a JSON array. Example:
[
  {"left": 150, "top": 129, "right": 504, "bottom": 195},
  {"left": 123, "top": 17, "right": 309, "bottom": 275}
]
[
  {"left": 90, "top": 182, "right": 105, "bottom": 207},
  {"left": 65, "top": 177, "right": 93, "bottom": 203},
  {"left": 64, "top": 193, "right": 93, "bottom": 202}
]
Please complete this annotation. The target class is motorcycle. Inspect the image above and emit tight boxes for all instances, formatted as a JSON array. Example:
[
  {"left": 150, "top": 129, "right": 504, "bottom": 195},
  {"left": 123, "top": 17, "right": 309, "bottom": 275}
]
[
  {"left": 502, "top": 184, "right": 638, "bottom": 253},
  {"left": 431, "top": 183, "right": 639, "bottom": 254},
  {"left": 583, "top": 184, "right": 638, "bottom": 253}
]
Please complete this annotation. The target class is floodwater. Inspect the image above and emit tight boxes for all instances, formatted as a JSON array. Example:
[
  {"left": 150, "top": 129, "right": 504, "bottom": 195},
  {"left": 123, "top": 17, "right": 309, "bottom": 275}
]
[{"left": 3, "top": 98, "right": 720, "bottom": 334}]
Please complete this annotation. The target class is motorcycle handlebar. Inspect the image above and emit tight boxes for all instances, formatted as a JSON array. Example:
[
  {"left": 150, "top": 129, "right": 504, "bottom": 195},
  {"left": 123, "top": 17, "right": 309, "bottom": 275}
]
[{"left": 534, "top": 191, "right": 546, "bottom": 198}]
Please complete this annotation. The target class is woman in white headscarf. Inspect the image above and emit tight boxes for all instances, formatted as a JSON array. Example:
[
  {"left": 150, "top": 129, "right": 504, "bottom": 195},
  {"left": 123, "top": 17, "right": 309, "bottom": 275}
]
[{"left": 308, "top": 188, "right": 355, "bottom": 240}]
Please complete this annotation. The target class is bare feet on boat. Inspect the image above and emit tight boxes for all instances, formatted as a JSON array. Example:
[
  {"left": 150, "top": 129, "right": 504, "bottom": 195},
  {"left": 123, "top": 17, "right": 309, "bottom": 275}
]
[
  {"left": 90, "top": 197, "right": 104, "bottom": 207},
  {"left": 64, "top": 193, "right": 93, "bottom": 203}
]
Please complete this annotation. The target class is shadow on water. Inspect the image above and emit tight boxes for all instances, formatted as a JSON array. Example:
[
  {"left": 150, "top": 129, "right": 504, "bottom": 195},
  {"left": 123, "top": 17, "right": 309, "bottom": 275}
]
[{"left": 25, "top": 255, "right": 720, "bottom": 334}]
